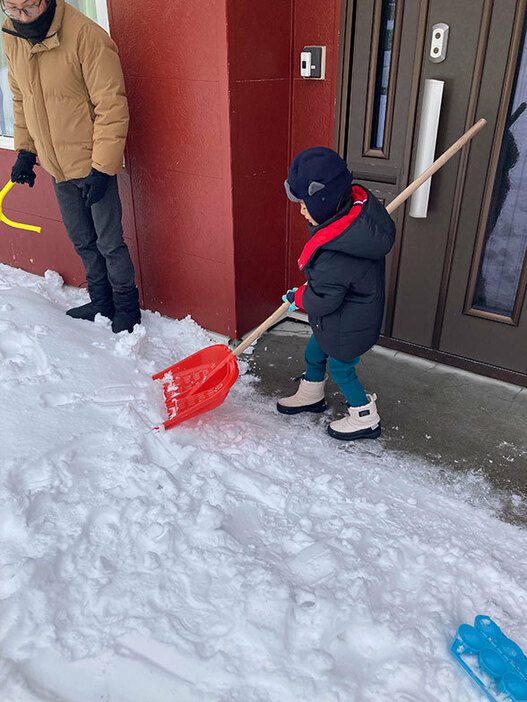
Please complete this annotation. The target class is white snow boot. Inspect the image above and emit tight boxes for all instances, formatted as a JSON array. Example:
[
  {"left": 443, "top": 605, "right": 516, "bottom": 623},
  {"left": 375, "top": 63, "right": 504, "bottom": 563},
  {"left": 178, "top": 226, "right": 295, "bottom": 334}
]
[
  {"left": 277, "top": 376, "right": 326, "bottom": 414},
  {"left": 327, "top": 393, "right": 381, "bottom": 440}
]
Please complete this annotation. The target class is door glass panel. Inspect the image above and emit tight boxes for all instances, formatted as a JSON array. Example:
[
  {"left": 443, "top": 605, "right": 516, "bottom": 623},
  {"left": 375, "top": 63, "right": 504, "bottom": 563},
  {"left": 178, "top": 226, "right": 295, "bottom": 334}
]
[
  {"left": 370, "top": 0, "right": 397, "bottom": 150},
  {"left": 472, "top": 16, "right": 527, "bottom": 317}
]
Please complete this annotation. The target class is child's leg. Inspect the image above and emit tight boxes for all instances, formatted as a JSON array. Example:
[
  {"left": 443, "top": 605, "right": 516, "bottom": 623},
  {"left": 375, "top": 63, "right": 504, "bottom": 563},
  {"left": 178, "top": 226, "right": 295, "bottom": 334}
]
[
  {"left": 327, "top": 356, "right": 368, "bottom": 406},
  {"left": 304, "top": 335, "right": 328, "bottom": 382},
  {"left": 326, "top": 355, "right": 380, "bottom": 440}
]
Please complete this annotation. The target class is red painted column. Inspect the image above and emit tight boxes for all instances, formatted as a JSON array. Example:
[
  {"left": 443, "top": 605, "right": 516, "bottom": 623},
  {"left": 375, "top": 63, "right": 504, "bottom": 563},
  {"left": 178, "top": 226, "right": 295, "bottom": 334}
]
[
  {"left": 108, "top": 0, "right": 237, "bottom": 336},
  {"left": 287, "top": 0, "right": 343, "bottom": 290},
  {"left": 227, "top": 0, "right": 293, "bottom": 335},
  {"left": 226, "top": 0, "right": 342, "bottom": 336}
]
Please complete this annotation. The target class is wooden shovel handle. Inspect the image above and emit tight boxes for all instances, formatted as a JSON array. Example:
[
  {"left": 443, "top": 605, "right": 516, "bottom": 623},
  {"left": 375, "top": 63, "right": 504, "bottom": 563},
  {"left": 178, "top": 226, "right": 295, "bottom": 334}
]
[
  {"left": 233, "top": 118, "right": 487, "bottom": 357},
  {"left": 386, "top": 117, "right": 487, "bottom": 214},
  {"left": 233, "top": 300, "right": 291, "bottom": 357}
]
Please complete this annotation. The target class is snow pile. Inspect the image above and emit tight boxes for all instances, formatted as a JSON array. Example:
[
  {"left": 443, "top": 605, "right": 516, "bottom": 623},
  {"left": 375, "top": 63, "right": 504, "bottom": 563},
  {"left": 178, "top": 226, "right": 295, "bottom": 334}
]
[{"left": 0, "top": 263, "right": 526, "bottom": 702}]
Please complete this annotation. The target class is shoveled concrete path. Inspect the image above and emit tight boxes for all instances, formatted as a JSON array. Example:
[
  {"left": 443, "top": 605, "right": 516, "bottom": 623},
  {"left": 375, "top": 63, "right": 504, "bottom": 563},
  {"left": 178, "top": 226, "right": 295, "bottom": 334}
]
[{"left": 246, "top": 319, "right": 527, "bottom": 525}]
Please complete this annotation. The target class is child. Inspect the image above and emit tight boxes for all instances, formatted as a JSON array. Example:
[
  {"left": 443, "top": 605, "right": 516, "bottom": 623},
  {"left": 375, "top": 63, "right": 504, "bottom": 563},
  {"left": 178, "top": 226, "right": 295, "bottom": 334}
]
[{"left": 278, "top": 147, "right": 396, "bottom": 440}]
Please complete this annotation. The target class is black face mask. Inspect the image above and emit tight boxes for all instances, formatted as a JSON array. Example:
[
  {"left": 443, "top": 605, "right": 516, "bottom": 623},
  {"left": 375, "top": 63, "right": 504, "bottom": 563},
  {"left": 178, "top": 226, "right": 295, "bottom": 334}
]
[{"left": 11, "top": 0, "right": 56, "bottom": 44}]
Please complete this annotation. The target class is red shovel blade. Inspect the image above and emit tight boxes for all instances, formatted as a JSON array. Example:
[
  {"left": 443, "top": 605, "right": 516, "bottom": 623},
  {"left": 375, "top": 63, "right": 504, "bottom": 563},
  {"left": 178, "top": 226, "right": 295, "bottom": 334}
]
[{"left": 152, "top": 344, "right": 239, "bottom": 429}]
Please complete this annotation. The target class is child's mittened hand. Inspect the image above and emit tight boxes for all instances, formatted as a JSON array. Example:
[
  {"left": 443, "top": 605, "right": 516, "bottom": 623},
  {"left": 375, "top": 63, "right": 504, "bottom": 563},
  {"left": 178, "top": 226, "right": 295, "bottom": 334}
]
[{"left": 282, "top": 288, "right": 299, "bottom": 311}]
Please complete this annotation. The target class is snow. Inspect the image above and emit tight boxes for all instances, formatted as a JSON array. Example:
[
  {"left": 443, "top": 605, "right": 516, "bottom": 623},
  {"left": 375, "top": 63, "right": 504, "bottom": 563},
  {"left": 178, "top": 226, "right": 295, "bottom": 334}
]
[{"left": 1, "top": 262, "right": 526, "bottom": 702}]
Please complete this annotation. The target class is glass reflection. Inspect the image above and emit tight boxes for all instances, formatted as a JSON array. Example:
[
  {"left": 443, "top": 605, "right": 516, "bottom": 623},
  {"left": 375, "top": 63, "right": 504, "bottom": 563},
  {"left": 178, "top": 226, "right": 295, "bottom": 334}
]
[
  {"left": 370, "top": 0, "right": 396, "bottom": 150},
  {"left": 472, "top": 16, "right": 527, "bottom": 317}
]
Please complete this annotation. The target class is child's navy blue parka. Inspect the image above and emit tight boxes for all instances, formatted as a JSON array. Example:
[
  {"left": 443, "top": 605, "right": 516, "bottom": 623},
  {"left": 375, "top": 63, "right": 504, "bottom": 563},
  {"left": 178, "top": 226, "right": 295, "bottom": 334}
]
[{"left": 293, "top": 185, "right": 396, "bottom": 361}]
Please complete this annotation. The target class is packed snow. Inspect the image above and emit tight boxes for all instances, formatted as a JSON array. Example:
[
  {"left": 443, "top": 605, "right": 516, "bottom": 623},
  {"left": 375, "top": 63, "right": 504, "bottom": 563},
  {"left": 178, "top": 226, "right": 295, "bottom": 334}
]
[{"left": 1, "top": 262, "right": 526, "bottom": 702}]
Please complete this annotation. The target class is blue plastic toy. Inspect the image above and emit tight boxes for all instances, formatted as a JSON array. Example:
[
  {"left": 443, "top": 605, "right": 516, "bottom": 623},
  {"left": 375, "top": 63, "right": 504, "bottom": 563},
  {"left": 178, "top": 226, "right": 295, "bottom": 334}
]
[{"left": 451, "top": 616, "right": 527, "bottom": 701}]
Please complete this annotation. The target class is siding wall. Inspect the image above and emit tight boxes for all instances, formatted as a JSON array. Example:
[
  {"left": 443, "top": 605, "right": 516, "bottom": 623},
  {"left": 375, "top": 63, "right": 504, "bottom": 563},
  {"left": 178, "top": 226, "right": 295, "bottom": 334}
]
[{"left": 0, "top": 0, "right": 342, "bottom": 337}]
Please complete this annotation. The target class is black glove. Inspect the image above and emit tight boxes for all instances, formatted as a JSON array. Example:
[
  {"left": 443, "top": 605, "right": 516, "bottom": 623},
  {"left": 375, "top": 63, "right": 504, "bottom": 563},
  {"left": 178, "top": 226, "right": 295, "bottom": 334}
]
[
  {"left": 81, "top": 168, "right": 110, "bottom": 208},
  {"left": 11, "top": 150, "right": 37, "bottom": 188}
]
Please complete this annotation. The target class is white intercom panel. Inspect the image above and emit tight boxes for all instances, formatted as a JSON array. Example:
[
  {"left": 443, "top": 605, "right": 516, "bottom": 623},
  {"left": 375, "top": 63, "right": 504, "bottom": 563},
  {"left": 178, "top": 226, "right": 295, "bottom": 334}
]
[
  {"left": 430, "top": 23, "right": 449, "bottom": 63},
  {"left": 300, "top": 46, "right": 326, "bottom": 79}
]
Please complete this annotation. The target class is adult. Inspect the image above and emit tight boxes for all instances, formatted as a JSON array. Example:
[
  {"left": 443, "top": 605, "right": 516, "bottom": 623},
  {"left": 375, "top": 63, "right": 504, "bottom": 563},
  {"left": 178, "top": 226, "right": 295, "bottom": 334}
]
[{"left": 2, "top": 0, "right": 141, "bottom": 333}]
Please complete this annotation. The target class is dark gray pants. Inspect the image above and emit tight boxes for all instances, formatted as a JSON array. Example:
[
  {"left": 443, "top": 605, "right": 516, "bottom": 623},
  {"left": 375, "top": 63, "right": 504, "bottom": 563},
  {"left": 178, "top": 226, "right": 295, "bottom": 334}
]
[{"left": 53, "top": 175, "right": 136, "bottom": 309}]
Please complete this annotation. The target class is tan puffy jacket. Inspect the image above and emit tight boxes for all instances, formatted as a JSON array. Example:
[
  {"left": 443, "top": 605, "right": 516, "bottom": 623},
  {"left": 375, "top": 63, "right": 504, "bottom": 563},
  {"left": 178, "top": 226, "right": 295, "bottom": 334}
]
[{"left": 2, "top": 0, "right": 129, "bottom": 182}]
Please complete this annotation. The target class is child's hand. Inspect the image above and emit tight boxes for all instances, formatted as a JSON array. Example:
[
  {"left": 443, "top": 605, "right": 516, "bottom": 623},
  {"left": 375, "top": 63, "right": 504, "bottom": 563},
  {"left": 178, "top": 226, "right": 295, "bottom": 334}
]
[{"left": 282, "top": 288, "right": 299, "bottom": 311}]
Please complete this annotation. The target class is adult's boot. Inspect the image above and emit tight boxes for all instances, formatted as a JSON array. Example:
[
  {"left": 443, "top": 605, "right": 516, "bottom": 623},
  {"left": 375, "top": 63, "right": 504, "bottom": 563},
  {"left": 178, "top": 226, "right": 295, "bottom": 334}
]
[
  {"left": 66, "top": 302, "right": 115, "bottom": 321},
  {"left": 112, "top": 287, "right": 141, "bottom": 333},
  {"left": 67, "top": 279, "right": 114, "bottom": 321},
  {"left": 277, "top": 376, "right": 326, "bottom": 414},
  {"left": 327, "top": 393, "right": 381, "bottom": 440}
]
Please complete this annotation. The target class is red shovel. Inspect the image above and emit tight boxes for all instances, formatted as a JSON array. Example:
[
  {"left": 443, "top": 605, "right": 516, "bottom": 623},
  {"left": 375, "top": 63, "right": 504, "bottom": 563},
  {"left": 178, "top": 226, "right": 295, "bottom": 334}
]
[
  {"left": 152, "top": 306, "right": 289, "bottom": 429},
  {"left": 153, "top": 119, "right": 487, "bottom": 429}
]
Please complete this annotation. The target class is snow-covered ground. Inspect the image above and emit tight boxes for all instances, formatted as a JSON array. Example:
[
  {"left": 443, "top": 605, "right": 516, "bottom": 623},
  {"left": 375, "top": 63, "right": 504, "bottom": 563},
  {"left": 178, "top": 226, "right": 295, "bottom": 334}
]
[{"left": 1, "top": 263, "right": 526, "bottom": 702}]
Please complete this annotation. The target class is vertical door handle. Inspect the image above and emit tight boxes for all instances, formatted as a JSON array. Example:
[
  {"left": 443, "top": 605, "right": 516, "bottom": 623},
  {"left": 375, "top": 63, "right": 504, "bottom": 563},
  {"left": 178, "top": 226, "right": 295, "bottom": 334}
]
[{"left": 409, "top": 79, "right": 444, "bottom": 218}]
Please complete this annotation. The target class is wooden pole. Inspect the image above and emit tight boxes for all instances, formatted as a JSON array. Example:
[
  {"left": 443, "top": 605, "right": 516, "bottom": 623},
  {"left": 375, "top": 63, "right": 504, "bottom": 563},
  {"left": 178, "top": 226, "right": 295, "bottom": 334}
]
[
  {"left": 233, "top": 118, "right": 488, "bottom": 355},
  {"left": 386, "top": 118, "right": 487, "bottom": 214}
]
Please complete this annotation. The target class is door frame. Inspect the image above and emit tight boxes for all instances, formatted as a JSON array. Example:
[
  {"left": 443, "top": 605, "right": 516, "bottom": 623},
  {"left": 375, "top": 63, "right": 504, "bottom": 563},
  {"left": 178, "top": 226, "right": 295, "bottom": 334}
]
[{"left": 335, "top": 0, "right": 527, "bottom": 387}]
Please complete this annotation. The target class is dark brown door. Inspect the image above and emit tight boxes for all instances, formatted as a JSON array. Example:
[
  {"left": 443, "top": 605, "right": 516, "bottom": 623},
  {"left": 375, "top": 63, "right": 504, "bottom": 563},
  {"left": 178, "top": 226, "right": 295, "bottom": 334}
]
[
  {"left": 340, "top": 0, "right": 426, "bottom": 332},
  {"left": 437, "top": 3, "right": 527, "bottom": 372},
  {"left": 339, "top": 0, "right": 527, "bottom": 381}
]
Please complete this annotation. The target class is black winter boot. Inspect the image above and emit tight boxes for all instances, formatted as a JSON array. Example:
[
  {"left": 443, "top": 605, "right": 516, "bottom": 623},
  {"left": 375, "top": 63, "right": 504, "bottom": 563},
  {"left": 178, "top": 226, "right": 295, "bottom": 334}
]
[
  {"left": 112, "top": 287, "right": 141, "bottom": 333},
  {"left": 67, "top": 278, "right": 115, "bottom": 322},
  {"left": 67, "top": 301, "right": 114, "bottom": 321}
]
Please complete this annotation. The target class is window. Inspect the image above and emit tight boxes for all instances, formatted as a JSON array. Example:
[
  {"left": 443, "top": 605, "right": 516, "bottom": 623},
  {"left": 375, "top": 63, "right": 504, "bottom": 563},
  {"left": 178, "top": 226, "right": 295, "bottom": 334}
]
[
  {"left": 363, "top": 0, "right": 402, "bottom": 158},
  {"left": 0, "top": 0, "right": 109, "bottom": 145},
  {"left": 370, "top": 0, "right": 396, "bottom": 150},
  {"left": 470, "top": 13, "right": 527, "bottom": 321}
]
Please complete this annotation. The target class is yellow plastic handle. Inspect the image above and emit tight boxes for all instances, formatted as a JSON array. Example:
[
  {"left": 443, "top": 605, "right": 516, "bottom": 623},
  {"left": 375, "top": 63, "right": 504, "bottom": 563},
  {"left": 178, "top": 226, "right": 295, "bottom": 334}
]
[{"left": 0, "top": 180, "right": 42, "bottom": 233}]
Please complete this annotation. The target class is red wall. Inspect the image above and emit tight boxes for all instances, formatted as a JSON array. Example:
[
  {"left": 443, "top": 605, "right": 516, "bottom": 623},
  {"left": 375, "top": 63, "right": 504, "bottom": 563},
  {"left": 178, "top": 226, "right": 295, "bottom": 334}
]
[
  {"left": 227, "top": 0, "right": 342, "bottom": 335},
  {"left": 0, "top": 1, "right": 237, "bottom": 336},
  {"left": 0, "top": 0, "right": 342, "bottom": 338},
  {"left": 0, "top": 150, "right": 139, "bottom": 292},
  {"left": 108, "top": 0, "right": 237, "bottom": 336},
  {"left": 227, "top": 0, "right": 292, "bottom": 334},
  {"left": 287, "top": 0, "right": 343, "bottom": 291},
  {"left": 0, "top": 151, "right": 77, "bottom": 280}
]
